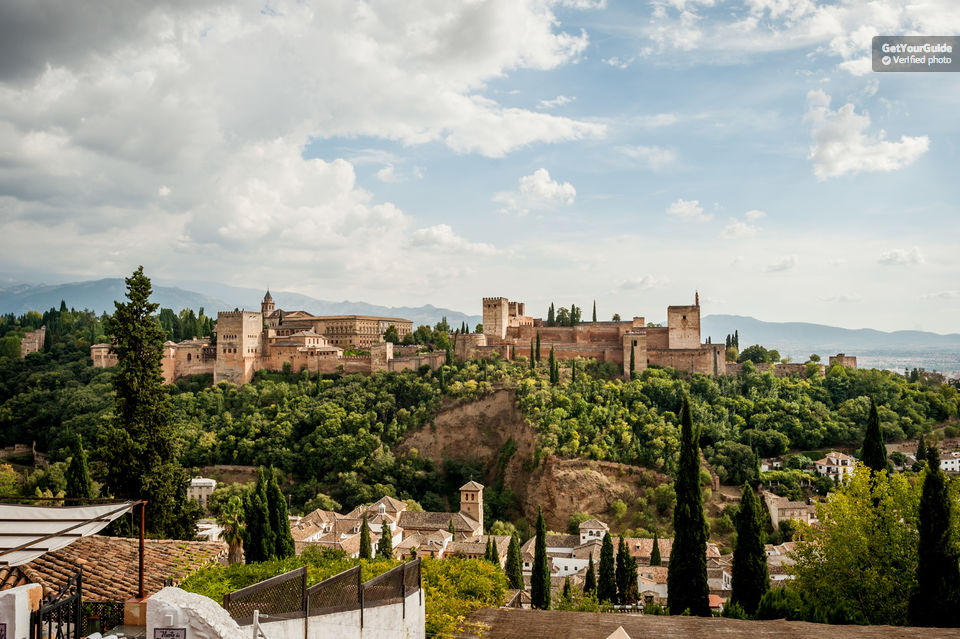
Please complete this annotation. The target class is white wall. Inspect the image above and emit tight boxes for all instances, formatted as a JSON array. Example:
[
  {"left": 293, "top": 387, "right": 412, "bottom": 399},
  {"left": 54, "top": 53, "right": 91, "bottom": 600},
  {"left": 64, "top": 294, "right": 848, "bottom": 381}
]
[
  {"left": 242, "top": 591, "right": 424, "bottom": 639},
  {"left": 0, "top": 584, "right": 41, "bottom": 639}
]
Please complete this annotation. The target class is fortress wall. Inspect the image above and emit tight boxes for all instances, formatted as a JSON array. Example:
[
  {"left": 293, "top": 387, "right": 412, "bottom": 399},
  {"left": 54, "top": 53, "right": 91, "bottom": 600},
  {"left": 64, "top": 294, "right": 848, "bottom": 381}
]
[
  {"left": 648, "top": 346, "right": 725, "bottom": 376},
  {"left": 645, "top": 327, "right": 669, "bottom": 349},
  {"left": 667, "top": 305, "right": 701, "bottom": 350}
]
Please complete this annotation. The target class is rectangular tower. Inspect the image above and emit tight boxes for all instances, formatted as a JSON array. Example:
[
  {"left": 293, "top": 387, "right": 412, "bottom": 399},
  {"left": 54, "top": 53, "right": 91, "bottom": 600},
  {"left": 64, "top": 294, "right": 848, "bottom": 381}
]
[
  {"left": 214, "top": 311, "right": 264, "bottom": 384},
  {"left": 482, "top": 297, "right": 510, "bottom": 340},
  {"left": 666, "top": 305, "right": 701, "bottom": 350}
]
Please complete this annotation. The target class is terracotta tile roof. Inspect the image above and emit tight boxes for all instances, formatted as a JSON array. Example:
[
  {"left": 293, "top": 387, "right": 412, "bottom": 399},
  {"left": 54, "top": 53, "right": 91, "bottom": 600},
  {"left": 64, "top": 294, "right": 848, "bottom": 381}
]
[
  {"left": 578, "top": 519, "right": 608, "bottom": 531},
  {"left": 398, "top": 511, "right": 479, "bottom": 533},
  {"left": 1, "top": 535, "right": 226, "bottom": 601},
  {"left": 460, "top": 481, "right": 485, "bottom": 491}
]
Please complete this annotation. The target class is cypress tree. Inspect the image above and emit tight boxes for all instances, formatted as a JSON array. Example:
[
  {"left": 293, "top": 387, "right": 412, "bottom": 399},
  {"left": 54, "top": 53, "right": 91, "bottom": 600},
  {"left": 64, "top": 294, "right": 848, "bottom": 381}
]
[
  {"left": 549, "top": 347, "right": 558, "bottom": 384},
  {"left": 730, "top": 483, "right": 768, "bottom": 615},
  {"left": 377, "top": 524, "right": 393, "bottom": 558},
  {"left": 449, "top": 518, "right": 456, "bottom": 535},
  {"left": 598, "top": 532, "right": 617, "bottom": 604},
  {"left": 547, "top": 303, "right": 555, "bottom": 327},
  {"left": 101, "top": 266, "right": 196, "bottom": 538},
  {"left": 65, "top": 434, "right": 95, "bottom": 500},
  {"left": 531, "top": 507, "right": 551, "bottom": 609},
  {"left": 909, "top": 446, "right": 960, "bottom": 626},
  {"left": 667, "top": 394, "right": 710, "bottom": 616},
  {"left": 592, "top": 300, "right": 597, "bottom": 323},
  {"left": 650, "top": 531, "right": 661, "bottom": 566},
  {"left": 561, "top": 577, "right": 572, "bottom": 602},
  {"left": 916, "top": 437, "right": 927, "bottom": 469},
  {"left": 616, "top": 535, "right": 629, "bottom": 604},
  {"left": 242, "top": 468, "right": 274, "bottom": 563},
  {"left": 629, "top": 344, "right": 635, "bottom": 376},
  {"left": 625, "top": 554, "right": 639, "bottom": 605},
  {"left": 360, "top": 516, "right": 373, "bottom": 560},
  {"left": 571, "top": 360, "right": 578, "bottom": 382},
  {"left": 506, "top": 534, "right": 524, "bottom": 589},
  {"left": 511, "top": 345, "right": 516, "bottom": 360},
  {"left": 861, "top": 399, "right": 887, "bottom": 474},
  {"left": 529, "top": 338, "right": 536, "bottom": 370},
  {"left": 535, "top": 332, "right": 541, "bottom": 363},
  {"left": 267, "top": 469, "right": 295, "bottom": 559},
  {"left": 584, "top": 555, "right": 597, "bottom": 595}
]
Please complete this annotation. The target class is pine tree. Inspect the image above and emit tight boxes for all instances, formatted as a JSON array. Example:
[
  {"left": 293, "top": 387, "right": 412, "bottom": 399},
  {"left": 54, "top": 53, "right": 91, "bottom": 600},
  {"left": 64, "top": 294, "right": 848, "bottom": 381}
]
[
  {"left": 267, "top": 470, "right": 295, "bottom": 559},
  {"left": 65, "top": 434, "right": 95, "bottom": 500},
  {"left": 861, "top": 399, "right": 887, "bottom": 474},
  {"left": 598, "top": 532, "right": 617, "bottom": 604},
  {"left": 242, "top": 468, "right": 274, "bottom": 563},
  {"left": 909, "top": 446, "right": 960, "bottom": 626},
  {"left": 562, "top": 577, "right": 572, "bottom": 601},
  {"left": 667, "top": 394, "right": 710, "bottom": 616},
  {"left": 535, "top": 333, "right": 541, "bottom": 363},
  {"left": 616, "top": 535, "right": 629, "bottom": 604},
  {"left": 650, "top": 531, "right": 661, "bottom": 566},
  {"left": 584, "top": 555, "right": 597, "bottom": 595},
  {"left": 531, "top": 507, "right": 551, "bottom": 609},
  {"left": 377, "top": 524, "right": 393, "bottom": 558},
  {"left": 360, "top": 516, "right": 373, "bottom": 560},
  {"left": 449, "top": 518, "right": 456, "bottom": 535},
  {"left": 730, "top": 483, "right": 768, "bottom": 615},
  {"left": 592, "top": 300, "right": 597, "bottom": 323},
  {"left": 505, "top": 534, "right": 524, "bottom": 589},
  {"left": 101, "top": 266, "right": 196, "bottom": 538}
]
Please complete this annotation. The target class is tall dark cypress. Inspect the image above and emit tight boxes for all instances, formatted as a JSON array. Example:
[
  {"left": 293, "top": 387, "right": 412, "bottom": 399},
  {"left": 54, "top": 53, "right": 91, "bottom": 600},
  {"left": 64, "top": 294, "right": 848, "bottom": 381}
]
[
  {"left": 531, "top": 507, "right": 551, "bottom": 609},
  {"left": 909, "top": 447, "right": 960, "bottom": 626},
  {"left": 650, "top": 531, "right": 661, "bottom": 566},
  {"left": 529, "top": 338, "right": 536, "bottom": 370},
  {"left": 267, "top": 470, "right": 295, "bottom": 559},
  {"left": 616, "top": 535, "right": 629, "bottom": 604},
  {"left": 65, "top": 434, "right": 95, "bottom": 500},
  {"left": 861, "top": 399, "right": 887, "bottom": 474},
  {"left": 592, "top": 300, "right": 597, "bottom": 323},
  {"left": 598, "top": 532, "right": 617, "bottom": 604},
  {"left": 505, "top": 534, "right": 524, "bottom": 589},
  {"left": 359, "top": 516, "right": 373, "bottom": 560},
  {"left": 378, "top": 524, "right": 393, "bottom": 558},
  {"left": 629, "top": 344, "right": 635, "bottom": 376},
  {"left": 916, "top": 437, "right": 927, "bottom": 467},
  {"left": 584, "top": 555, "right": 597, "bottom": 595},
  {"left": 242, "top": 467, "right": 274, "bottom": 563},
  {"left": 667, "top": 394, "right": 710, "bottom": 616},
  {"left": 549, "top": 347, "right": 558, "bottom": 384},
  {"left": 535, "top": 332, "right": 541, "bottom": 363},
  {"left": 547, "top": 303, "right": 555, "bottom": 326},
  {"left": 730, "top": 484, "right": 768, "bottom": 615},
  {"left": 625, "top": 554, "right": 639, "bottom": 605}
]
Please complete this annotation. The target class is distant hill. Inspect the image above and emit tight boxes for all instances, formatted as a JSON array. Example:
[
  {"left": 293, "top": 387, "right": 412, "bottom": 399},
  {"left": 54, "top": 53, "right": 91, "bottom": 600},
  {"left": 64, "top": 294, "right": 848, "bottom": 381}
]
[
  {"left": 703, "top": 314, "right": 960, "bottom": 377},
  {"left": 0, "top": 279, "right": 482, "bottom": 329}
]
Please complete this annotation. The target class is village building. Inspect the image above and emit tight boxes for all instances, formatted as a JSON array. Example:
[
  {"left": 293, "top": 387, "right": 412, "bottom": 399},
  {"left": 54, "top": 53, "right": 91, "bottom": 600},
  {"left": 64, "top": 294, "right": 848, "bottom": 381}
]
[
  {"left": 762, "top": 491, "right": 818, "bottom": 528},
  {"left": 814, "top": 452, "right": 856, "bottom": 479},
  {"left": 187, "top": 476, "right": 217, "bottom": 510},
  {"left": 18, "top": 326, "right": 45, "bottom": 357}
]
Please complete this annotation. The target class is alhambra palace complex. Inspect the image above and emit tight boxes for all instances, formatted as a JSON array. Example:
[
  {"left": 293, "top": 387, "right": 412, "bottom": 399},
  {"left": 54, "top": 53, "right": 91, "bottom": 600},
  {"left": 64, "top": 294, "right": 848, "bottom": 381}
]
[{"left": 90, "top": 290, "right": 855, "bottom": 382}]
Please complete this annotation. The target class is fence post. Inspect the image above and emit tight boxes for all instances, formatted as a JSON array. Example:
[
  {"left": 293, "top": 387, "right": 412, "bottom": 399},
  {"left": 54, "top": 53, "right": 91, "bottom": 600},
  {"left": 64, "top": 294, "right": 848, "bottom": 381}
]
[
  {"left": 302, "top": 568, "right": 309, "bottom": 639},
  {"left": 75, "top": 568, "right": 83, "bottom": 639}
]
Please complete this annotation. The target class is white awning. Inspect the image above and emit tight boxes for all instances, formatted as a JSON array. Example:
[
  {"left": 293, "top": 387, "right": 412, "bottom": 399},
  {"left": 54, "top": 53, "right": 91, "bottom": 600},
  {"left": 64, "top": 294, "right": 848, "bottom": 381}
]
[{"left": 0, "top": 502, "right": 136, "bottom": 566}]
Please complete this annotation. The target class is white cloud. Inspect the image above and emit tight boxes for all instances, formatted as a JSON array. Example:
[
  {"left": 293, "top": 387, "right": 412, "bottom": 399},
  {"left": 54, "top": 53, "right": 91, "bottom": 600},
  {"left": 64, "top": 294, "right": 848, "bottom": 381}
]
[
  {"left": 922, "top": 290, "right": 960, "bottom": 300},
  {"left": 620, "top": 145, "right": 677, "bottom": 169},
  {"left": 822, "top": 293, "right": 864, "bottom": 303},
  {"left": 762, "top": 255, "right": 798, "bottom": 272},
  {"left": 158, "top": 185, "right": 171, "bottom": 198},
  {"left": 636, "top": 113, "right": 680, "bottom": 128},
  {"left": 744, "top": 209, "right": 766, "bottom": 220},
  {"left": 643, "top": 0, "right": 960, "bottom": 74},
  {"left": 879, "top": 246, "right": 925, "bottom": 266},
  {"left": 619, "top": 274, "right": 669, "bottom": 290},
  {"left": 377, "top": 165, "right": 400, "bottom": 183},
  {"left": 494, "top": 168, "right": 576, "bottom": 215},
  {"left": 666, "top": 198, "right": 712, "bottom": 222},
  {"left": 538, "top": 95, "right": 575, "bottom": 109},
  {"left": 603, "top": 56, "right": 635, "bottom": 69},
  {"left": 409, "top": 224, "right": 499, "bottom": 256},
  {"left": 555, "top": 0, "right": 608, "bottom": 8},
  {"left": 805, "top": 90, "right": 930, "bottom": 180},
  {"left": 720, "top": 219, "right": 758, "bottom": 240}
]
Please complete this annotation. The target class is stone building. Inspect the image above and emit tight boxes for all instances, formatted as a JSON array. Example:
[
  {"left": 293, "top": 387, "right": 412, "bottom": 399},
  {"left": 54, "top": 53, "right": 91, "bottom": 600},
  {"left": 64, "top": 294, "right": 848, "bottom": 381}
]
[
  {"left": 187, "top": 476, "right": 217, "bottom": 510},
  {"left": 829, "top": 353, "right": 857, "bottom": 369},
  {"left": 19, "top": 326, "right": 45, "bottom": 357},
  {"left": 92, "top": 291, "right": 437, "bottom": 385},
  {"left": 457, "top": 293, "right": 726, "bottom": 377}
]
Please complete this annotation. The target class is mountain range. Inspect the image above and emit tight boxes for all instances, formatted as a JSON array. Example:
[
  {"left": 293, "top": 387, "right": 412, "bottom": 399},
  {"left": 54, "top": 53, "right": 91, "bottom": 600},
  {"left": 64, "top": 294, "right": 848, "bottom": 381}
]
[{"left": 2, "top": 279, "right": 957, "bottom": 375}]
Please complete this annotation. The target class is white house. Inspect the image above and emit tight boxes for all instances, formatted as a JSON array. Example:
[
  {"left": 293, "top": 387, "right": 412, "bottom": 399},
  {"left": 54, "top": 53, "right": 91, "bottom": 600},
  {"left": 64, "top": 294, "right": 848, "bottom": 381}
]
[{"left": 814, "top": 452, "right": 856, "bottom": 479}]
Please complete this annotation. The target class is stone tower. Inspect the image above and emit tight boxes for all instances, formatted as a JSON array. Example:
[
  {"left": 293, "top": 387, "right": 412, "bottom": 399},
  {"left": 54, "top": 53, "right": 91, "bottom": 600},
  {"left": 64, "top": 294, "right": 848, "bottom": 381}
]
[
  {"left": 213, "top": 310, "right": 264, "bottom": 385},
  {"left": 459, "top": 480, "right": 484, "bottom": 532},
  {"left": 482, "top": 297, "right": 509, "bottom": 340},
  {"left": 261, "top": 290, "right": 275, "bottom": 318}
]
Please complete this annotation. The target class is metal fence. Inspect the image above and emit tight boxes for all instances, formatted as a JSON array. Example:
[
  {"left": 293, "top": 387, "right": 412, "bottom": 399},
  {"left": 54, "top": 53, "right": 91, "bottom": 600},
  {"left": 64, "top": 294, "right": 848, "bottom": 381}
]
[
  {"left": 222, "top": 560, "right": 421, "bottom": 628},
  {"left": 80, "top": 601, "right": 125, "bottom": 636},
  {"left": 223, "top": 566, "right": 308, "bottom": 626}
]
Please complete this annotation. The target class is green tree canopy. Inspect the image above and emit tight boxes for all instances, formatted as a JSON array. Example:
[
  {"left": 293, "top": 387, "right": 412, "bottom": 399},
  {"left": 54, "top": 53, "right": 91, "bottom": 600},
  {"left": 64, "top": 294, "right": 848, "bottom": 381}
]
[
  {"left": 860, "top": 399, "right": 887, "bottom": 474},
  {"left": 730, "top": 483, "right": 768, "bottom": 615},
  {"left": 360, "top": 516, "right": 373, "bottom": 560},
  {"left": 65, "top": 434, "right": 95, "bottom": 500}
]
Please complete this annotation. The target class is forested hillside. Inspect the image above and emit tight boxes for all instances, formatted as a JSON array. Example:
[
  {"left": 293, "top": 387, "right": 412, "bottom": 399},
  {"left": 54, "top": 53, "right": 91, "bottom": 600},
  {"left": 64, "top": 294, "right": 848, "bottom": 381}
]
[{"left": 1, "top": 323, "right": 957, "bottom": 528}]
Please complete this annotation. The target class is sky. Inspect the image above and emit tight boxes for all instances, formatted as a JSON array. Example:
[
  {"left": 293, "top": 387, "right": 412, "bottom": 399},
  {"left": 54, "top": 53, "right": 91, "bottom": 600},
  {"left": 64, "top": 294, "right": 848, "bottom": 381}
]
[{"left": 1, "top": 0, "right": 958, "bottom": 333}]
